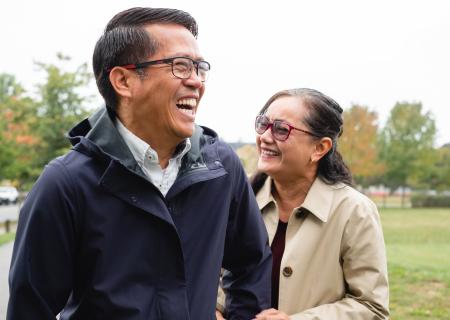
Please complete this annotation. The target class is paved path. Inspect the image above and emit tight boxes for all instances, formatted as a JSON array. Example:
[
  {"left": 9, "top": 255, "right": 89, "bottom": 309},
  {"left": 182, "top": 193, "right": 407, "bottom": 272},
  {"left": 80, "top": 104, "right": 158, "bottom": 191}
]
[
  {"left": 0, "top": 241, "right": 14, "bottom": 319},
  {"left": 0, "top": 204, "right": 20, "bottom": 222},
  {"left": 0, "top": 204, "right": 20, "bottom": 236}
]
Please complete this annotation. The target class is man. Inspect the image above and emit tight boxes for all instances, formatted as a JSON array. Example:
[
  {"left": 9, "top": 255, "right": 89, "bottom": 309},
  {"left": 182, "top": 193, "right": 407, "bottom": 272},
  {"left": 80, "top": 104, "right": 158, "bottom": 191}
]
[{"left": 8, "top": 7, "right": 271, "bottom": 319}]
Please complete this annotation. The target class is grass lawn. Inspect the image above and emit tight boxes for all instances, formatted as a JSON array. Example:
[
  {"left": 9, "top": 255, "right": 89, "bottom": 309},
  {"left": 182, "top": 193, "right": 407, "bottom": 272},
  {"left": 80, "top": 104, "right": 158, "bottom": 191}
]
[
  {"left": 380, "top": 208, "right": 450, "bottom": 319},
  {"left": 0, "top": 233, "right": 15, "bottom": 246}
]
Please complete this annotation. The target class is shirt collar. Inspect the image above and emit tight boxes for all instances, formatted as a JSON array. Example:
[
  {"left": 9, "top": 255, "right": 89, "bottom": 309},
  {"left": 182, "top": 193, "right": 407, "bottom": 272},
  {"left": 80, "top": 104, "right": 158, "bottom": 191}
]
[
  {"left": 173, "top": 138, "right": 191, "bottom": 164},
  {"left": 115, "top": 118, "right": 191, "bottom": 166},
  {"left": 255, "top": 175, "right": 346, "bottom": 223}
]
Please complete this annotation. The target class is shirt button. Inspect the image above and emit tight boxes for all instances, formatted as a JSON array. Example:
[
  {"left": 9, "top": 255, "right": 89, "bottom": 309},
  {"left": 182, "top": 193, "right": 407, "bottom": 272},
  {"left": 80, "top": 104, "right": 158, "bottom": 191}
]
[{"left": 282, "top": 266, "right": 293, "bottom": 277}]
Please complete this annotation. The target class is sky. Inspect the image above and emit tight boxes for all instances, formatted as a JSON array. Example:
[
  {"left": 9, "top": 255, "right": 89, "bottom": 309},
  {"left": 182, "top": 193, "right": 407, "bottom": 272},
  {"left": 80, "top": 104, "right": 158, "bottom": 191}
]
[{"left": 1, "top": 0, "right": 450, "bottom": 146}]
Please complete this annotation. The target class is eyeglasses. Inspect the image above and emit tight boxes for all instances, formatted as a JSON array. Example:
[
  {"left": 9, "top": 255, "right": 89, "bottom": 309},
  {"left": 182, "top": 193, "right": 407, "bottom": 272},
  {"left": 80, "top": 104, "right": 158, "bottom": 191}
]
[
  {"left": 111, "top": 56, "right": 210, "bottom": 82},
  {"left": 255, "top": 115, "right": 317, "bottom": 141}
]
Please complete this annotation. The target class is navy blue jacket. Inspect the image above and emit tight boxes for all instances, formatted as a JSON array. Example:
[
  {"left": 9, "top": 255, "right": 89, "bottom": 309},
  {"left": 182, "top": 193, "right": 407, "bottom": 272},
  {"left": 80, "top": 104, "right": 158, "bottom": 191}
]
[{"left": 8, "top": 108, "right": 271, "bottom": 319}]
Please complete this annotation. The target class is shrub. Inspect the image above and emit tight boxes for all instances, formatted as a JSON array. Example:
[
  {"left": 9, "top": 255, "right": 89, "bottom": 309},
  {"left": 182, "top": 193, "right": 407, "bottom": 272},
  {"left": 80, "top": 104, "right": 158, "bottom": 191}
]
[{"left": 411, "top": 194, "right": 450, "bottom": 207}]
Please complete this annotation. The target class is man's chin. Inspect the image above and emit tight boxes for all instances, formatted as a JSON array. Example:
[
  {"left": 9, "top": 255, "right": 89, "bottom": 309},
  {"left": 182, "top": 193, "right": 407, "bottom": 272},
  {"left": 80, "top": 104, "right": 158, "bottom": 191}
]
[{"left": 176, "top": 125, "right": 195, "bottom": 140}]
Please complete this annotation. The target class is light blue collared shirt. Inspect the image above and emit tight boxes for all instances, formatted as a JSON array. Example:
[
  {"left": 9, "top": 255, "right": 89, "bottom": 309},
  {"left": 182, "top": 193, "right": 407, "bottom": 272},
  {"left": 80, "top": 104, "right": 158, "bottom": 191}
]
[{"left": 115, "top": 119, "right": 191, "bottom": 196}]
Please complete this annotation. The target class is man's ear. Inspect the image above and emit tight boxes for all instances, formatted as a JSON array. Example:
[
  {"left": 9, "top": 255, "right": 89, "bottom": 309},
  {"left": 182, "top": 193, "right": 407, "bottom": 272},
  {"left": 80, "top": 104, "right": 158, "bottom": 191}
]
[
  {"left": 109, "top": 67, "right": 134, "bottom": 99},
  {"left": 311, "top": 137, "right": 333, "bottom": 163}
]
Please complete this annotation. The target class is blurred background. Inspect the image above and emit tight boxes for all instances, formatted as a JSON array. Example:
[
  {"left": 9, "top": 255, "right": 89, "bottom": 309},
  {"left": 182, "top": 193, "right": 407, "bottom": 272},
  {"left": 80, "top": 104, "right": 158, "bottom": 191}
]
[{"left": 1, "top": 0, "right": 449, "bottom": 319}]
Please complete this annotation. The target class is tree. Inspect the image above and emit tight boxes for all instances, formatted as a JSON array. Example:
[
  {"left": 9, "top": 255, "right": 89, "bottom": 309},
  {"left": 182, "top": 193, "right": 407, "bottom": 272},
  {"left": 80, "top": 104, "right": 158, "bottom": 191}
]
[
  {"left": 378, "top": 102, "right": 436, "bottom": 206},
  {"left": 339, "top": 104, "right": 384, "bottom": 187},
  {"left": 0, "top": 54, "right": 93, "bottom": 189},
  {"left": 0, "top": 73, "right": 24, "bottom": 104},
  {"left": 417, "top": 145, "right": 450, "bottom": 192},
  {"left": 0, "top": 74, "right": 38, "bottom": 185},
  {"left": 0, "top": 112, "right": 14, "bottom": 180},
  {"left": 33, "top": 53, "right": 92, "bottom": 168}
]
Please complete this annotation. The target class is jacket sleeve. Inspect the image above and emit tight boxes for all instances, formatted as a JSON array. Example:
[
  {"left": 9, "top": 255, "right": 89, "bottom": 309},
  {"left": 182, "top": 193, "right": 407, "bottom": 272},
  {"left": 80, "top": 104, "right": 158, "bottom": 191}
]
[
  {"left": 220, "top": 149, "right": 272, "bottom": 320},
  {"left": 7, "top": 159, "right": 80, "bottom": 319},
  {"left": 290, "top": 199, "right": 389, "bottom": 320}
]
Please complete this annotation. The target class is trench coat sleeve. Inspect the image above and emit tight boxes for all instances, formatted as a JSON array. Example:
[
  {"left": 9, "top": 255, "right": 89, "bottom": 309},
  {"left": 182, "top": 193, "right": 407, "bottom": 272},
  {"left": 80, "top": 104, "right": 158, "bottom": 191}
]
[
  {"left": 216, "top": 273, "right": 226, "bottom": 314},
  {"left": 7, "top": 159, "right": 80, "bottom": 319},
  {"left": 220, "top": 157, "right": 272, "bottom": 320},
  {"left": 290, "top": 200, "right": 389, "bottom": 320}
]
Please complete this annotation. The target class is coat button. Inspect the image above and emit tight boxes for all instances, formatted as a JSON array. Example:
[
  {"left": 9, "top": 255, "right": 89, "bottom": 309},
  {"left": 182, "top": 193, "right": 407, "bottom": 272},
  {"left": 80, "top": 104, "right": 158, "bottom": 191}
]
[{"left": 282, "top": 266, "right": 293, "bottom": 277}]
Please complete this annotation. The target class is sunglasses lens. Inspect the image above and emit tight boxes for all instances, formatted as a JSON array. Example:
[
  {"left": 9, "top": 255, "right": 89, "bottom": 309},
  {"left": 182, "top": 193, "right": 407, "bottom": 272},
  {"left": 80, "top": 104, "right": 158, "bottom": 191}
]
[
  {"left": 255, "top": 116, "right": 269, "bottom": 134},
  {"left": 273, "top": 121, "right": 290, "bottom": 140}
]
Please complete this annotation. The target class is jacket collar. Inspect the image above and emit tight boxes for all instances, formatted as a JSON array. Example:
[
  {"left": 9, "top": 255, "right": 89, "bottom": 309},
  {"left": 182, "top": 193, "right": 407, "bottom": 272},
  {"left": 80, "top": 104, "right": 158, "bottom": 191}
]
[
  {"left": 68, "top": 106, "right": 219, "bottom": 179},
  {"left": 68, "top": 107, "right": 218, "bottom": 175},
  {"left": 69, "top": 107, "right": 143, "bottom": 174},
  {"left": 67, "top": 106, "right": 227, "bottom": 225},
  {"left": 115, "top": 117, "right": 191, "bottom": 168},
  {"left": 256, "top": 175, "right": 346, "bottom": 223}
]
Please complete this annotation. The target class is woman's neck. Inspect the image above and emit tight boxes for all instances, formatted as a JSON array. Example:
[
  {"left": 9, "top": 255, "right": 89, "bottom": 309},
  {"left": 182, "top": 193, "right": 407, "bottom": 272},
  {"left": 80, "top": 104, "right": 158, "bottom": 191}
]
[{"left": 272, "top": 175, "right": 315, "bottom": 222}]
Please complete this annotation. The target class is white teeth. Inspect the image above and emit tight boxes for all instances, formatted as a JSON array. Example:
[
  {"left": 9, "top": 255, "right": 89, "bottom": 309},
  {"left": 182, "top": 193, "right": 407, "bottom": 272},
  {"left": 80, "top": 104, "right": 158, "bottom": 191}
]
[
  {"left": 177, "top": 98, "right": 197, "bottom": 107},
  {"left": 262, "top": 149, "right": 278, "bottom": 156},
  {"left": 180, "top": 108, "right": 194, "bottom": 115}
]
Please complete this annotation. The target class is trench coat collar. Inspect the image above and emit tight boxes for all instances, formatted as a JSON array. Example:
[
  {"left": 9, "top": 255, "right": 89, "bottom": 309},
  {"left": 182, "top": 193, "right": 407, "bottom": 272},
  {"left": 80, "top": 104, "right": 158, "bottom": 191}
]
[{"left": 256, "top": 175, "right": 347, "bottom": 223}]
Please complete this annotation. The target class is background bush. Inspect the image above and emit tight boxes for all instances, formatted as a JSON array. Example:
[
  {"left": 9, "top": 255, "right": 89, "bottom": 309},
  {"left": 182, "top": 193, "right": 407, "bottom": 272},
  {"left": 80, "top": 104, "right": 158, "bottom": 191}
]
[{"left": 411, "top": 194, "right": 450, "bottom": 208}]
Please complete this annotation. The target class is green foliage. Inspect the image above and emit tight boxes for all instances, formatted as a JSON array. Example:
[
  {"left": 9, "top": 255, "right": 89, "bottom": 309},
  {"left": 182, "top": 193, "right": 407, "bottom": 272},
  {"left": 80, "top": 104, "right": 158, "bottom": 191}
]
[
  {"left": 416, "top": 146, "right": 450, "bottom": 191},
  {"left": 378, "top": 102, "right": 436, "bottom": 192},
  {"left": 0, "top": 54, "right": 92, "bottom": 188},
  {"left": 381, "top": 208, "right": 450, "bottom": 319},
  {"left": 0, "top": 232, "right": 15, "bottom": 246},
  {"left": 33, "top": 53, "right": 92, "bottom": 167},
  {"left": 0, "top": 74, "right": 24, "bottom": 104},
  {"left": 0, "top": 74, "right": 36, "bottom": 183}
]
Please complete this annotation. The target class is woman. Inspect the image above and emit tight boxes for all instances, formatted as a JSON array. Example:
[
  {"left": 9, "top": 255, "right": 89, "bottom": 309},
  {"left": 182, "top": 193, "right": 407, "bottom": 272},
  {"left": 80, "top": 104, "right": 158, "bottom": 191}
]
[{"left": 217, "top": 88, "right": 389, "bottom": 319}]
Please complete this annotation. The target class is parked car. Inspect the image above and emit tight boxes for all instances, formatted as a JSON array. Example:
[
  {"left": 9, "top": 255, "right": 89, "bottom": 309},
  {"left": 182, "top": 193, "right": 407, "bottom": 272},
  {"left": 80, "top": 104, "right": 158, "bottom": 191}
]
[{"left": 0, "top": 186, "right": 19, "bottom": 205}]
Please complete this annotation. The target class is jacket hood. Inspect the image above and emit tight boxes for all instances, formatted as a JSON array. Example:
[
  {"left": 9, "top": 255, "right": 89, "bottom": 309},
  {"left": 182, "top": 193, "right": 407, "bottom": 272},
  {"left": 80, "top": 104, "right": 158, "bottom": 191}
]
[{"left": 67, "top": 106, "right": 219, "bottom": 179}]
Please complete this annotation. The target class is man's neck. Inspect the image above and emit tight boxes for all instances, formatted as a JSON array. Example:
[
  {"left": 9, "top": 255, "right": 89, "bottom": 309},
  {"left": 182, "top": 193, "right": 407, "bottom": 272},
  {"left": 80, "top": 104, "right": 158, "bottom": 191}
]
[
  {"left": 116, "top": 114, "right": 182, "bottom": 169},
  {"left": 119, "top": 113, "right": 187, "bottom": 168},
  {"left": 151, "top": 143, "right": 177, "bottom": 169}
]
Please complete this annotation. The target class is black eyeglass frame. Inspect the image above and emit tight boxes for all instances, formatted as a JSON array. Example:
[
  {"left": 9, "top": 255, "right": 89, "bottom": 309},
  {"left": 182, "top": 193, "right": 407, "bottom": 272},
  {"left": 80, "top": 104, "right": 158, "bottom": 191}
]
[
  {"left": 255, "top": 115, "right": 319, "bottom": 141},
  {"left": 108, "top": 56, "right": 210, "bottom": 82}
]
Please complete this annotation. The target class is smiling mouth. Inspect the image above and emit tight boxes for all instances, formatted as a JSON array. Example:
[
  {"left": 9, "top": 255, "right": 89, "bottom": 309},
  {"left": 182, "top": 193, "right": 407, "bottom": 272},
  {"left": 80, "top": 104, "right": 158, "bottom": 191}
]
[
  {"left": 261, "top": 148, "right": 280, "bottom": 156},
  {"left": 176, "top": 98, "right": 197, "bottom": 116}
]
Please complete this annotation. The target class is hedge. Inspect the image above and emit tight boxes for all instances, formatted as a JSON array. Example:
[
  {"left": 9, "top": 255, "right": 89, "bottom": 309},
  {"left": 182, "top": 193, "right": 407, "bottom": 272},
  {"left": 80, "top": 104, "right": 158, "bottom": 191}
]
[{"left": 411, "top": 194, "right": 450, "bottom": 207}]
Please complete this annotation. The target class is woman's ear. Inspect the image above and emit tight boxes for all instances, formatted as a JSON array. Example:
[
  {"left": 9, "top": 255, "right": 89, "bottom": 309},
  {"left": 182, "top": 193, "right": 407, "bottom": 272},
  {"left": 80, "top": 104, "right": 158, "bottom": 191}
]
[
  {"left": 109, "top": 67, "right": 133, "bottom": 99},
  {"left": 311, "top": 137, "right": 333, "bottom": 163}
]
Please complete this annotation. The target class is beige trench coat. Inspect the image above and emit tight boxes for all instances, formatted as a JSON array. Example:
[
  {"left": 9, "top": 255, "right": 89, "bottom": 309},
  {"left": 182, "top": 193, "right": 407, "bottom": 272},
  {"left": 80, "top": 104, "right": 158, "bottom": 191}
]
[{"left": 218, "top": 176, "right": 389, "bottom": 319}]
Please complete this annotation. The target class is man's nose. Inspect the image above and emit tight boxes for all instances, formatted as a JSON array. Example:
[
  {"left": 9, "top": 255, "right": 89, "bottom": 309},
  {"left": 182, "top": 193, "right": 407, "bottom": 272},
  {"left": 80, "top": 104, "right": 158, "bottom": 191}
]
[{"left": 183, "top": 69, "right": 203, "bottom": 88}]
